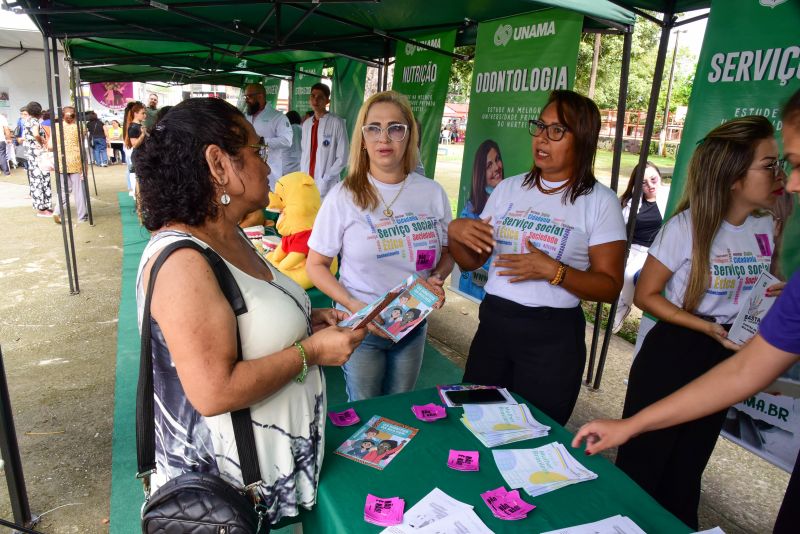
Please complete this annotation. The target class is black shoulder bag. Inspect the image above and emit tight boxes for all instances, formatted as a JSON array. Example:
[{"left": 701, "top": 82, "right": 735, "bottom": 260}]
[{"left": 136, "top": 239, "right": 269, "bottom": 534}]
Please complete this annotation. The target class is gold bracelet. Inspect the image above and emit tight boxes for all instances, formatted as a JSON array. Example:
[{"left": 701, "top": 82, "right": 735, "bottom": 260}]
[
  {"left": 294, "top": 342, "right": 308, "bottom": 383},
  {"left": 549, "top": 262, "right": 567, "bottom": 286}
]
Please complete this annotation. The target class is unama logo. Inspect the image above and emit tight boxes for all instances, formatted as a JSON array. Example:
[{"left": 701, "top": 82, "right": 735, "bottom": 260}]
[
  {"left": 494, "top": 24, "right": 513, "bottom": 47},
  {"left": 759, "top": 0, "right": 788, "bottom": 7},
  {"left": 405, "top": 42, "right": 416, "bottom": 56}
]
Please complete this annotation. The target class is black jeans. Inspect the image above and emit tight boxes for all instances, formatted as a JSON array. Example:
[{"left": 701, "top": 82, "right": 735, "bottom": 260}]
[
  {"left": 0, "top": 142, "right": 9, "bottom": 174},
  {"left": 463, "top": 294, "right": 586, "bottom": 426},
  {"left": 617, "top": 320, "right": 734, "bottom": 530}
]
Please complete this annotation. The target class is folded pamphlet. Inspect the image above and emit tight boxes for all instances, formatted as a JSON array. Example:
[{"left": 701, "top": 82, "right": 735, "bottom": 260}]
[
  {"left": 493, "top": 442, "right": 597, "bottom": 497},
  {"left": 338, "top": 274, "right": 445, "bottom": 342},
  {"left": 727, "top": 271, "right": 781, "bottom": 345},
  {"left": 461, "top": 403, "right": 550, "bottom": 447}
]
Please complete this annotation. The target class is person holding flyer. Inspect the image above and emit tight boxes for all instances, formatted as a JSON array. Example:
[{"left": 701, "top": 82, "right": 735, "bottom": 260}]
[
  {"left": 606, "top": 116, "right": 785, "bottom": 529},
  {"left": 448, "top": 90, "right": 626, "bottom": 427},
  {"left": 308, "top": 91, "right": 454, "bottom": 401},
  {"left": 572, "top": 89, "right": 800, "bottom": 534}
]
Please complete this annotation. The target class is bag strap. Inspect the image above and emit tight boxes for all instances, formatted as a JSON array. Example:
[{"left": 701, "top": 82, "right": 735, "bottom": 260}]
[{"left": 136, "top": 239, "right": 262, "bottom": 490}]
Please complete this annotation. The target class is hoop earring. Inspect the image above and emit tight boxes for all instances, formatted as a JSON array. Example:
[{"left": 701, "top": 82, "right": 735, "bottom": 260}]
[{"left": 220, "top": 189, "right": 231, "bottom": 205}]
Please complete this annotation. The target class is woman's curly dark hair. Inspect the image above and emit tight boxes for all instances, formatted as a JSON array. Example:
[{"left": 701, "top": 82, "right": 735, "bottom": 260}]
[{"left": 134, "top": 98, "right": 249, "bottom": 231}]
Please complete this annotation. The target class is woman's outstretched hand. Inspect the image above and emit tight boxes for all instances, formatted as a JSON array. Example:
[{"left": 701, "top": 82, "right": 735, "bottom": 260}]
[{"left": 571, "top": 418, "right": 638, "bottom": 456}]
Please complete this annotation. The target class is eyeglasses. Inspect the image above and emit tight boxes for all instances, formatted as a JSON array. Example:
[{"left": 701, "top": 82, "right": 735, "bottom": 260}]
[
  {"left": 243, "top": 93, "right": 262, "bottom": 100},
  {"left": 528, "top": 119, "right": 569, "bottom": 141},
  {"left": 362, "top": 124, "right": 408, "bottom": 142},
  {"left": 64, "top": 114, "right": 75, "bottom": 118},
  {"left": 751, "top": 158, "right": 788, "bottom": 179},
  {"left": 247, "top": 137, "right": 269, "bottom": 163}
]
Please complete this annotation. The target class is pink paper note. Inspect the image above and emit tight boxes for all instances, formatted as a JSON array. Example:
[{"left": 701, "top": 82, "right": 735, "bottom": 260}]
[
  {"left": 364, "top": 494, "right": 405, "bottom": 527},
  {"left": 328, "top": 408, "right": 360, "bottom": 427},
  {"left": 481, "top": 486, "right": 534, "bottom": 520},
  {"left": 447, "top": 450, "right": 480, "bottom": 471},
  {"left": 411, "top": 403, "right": 447, "bottom": 422}
]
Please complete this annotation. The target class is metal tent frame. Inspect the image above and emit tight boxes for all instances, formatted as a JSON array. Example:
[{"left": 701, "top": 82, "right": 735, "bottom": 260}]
[{"left": 0, "top": 1, "right": 651, "bottom": 529}]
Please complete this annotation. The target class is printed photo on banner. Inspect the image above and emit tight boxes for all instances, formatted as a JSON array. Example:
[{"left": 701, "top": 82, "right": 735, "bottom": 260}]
[{"left": 459, "top": 139, "right": 505, "bottom": 299}]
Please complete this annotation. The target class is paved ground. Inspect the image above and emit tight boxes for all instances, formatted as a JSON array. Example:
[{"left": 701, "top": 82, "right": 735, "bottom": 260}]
[{"left": 0, "top": 163, "right": 791, "bottom": 533}]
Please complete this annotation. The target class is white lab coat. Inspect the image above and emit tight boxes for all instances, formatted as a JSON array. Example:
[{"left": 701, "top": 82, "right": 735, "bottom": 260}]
[
  {"left": 246, "top": 106, "right": 293, "bottom": 190},
  {"left": 300, "top": 112, "right": 349, "bottom": 197},
  {"left": 284, "top": 123, "right": 302, "bottom": 174}
]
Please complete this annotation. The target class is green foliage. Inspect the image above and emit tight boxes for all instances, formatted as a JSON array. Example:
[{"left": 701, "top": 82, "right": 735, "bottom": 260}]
[
  {"left": 574, "top": 15, "right": 696, "bottom": 113},
  {"left": 447, "top": 46, "right": 474, "bottom": 103}
]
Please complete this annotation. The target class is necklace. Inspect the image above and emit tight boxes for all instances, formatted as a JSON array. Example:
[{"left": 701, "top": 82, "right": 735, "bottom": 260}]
[
  {"left": 371, "top": 174, "right": 408, "bottom": 217},
  {"left": 535, "top": 176, "right": 570, "bottom": 195}
]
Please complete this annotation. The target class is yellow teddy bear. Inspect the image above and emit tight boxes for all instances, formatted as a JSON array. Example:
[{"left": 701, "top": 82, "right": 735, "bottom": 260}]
[{"left": 266, "top": 172, "right": 337, "bottom": 289}]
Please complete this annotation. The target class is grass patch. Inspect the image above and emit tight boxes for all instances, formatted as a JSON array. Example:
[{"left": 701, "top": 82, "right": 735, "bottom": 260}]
[
  {"left": 581, "top": 301, "right": 640, "bottom": 345},
  {"left": 594, "top": 150, "right": 676, "bottom": 183}
]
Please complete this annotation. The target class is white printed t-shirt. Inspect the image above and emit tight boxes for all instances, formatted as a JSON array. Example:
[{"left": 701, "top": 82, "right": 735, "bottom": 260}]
[
  {"left": 309, "top": 172, "right": 451, "bottom": 303},
  {"left": 648, "top": 210, "right": 774, "bottom": 324},
  {"left": 481, "top": 173, "right": 626, "bottom": 308}
]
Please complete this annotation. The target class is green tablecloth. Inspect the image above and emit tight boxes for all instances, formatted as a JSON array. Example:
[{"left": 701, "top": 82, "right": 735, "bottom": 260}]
[{"left": 301, "top": 388, "right": 690, "bottom": 533}]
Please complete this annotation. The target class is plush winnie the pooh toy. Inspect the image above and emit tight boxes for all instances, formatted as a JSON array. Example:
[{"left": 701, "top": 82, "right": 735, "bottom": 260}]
[{"left": 266, "top": 172, "right": 337, "bottom": 289}]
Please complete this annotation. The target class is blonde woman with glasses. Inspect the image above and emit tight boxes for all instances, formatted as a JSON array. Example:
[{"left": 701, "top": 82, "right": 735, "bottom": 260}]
[
  {"left": 307, "top": 91, "right": 454, "bottom": 401},
  {"left": 612, "top": 115, "right": 786, "bottom": 529}
]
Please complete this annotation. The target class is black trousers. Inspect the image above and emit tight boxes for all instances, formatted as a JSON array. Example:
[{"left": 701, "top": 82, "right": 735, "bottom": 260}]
[
  {"left": 774, "top": 450, "right": 799, "bottom": 533},
  {"left": 616, "top": 320, "right": 734, "bottom": 530},
  {"left": 463, "top": 294, "right": 586, "bottom": 426}
]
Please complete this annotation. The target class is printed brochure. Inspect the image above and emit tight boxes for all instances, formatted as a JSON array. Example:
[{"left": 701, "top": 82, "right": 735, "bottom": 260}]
[
  {"left": 339, "top": 274, "right": 445, "bottom": 342},
  {"left": 335, "top": 415, "right": 418, "bottom": 470},
  {"left": 727, "top": 271, "right": 781, "bottom": 346}
]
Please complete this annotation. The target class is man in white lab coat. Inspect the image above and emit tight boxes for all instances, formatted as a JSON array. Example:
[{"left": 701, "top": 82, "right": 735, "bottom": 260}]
[
  {"left": 300, "top": 82, "right": 349, "bottom": 198},
  {"left": 244, "top": 83, "right": 293, "bottom": 191}
]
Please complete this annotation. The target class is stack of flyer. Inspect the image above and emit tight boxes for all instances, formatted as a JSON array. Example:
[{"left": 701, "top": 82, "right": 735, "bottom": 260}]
[
  {"left": 493, "top": 443, "right": 597, "bottom": 497},
  {"left": 460, "top": 404, "right": 550, "bottom": 447},
  {"left": 380, "top": 488, "right": 493, "bottom": 534}
]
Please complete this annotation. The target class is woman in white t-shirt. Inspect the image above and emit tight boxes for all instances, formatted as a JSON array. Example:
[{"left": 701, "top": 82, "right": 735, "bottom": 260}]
[
  {"left": 612, "top": 162, "right": 667, "bottom": 333},
  {"left": 616, "top": 116, "right": 787, "bottom": 529},
  {"left": 448, "top": 90, "right": 627, "bottom": 426},
  {"left": 307, "top": 91, "right": 454, "bottom": 401}
]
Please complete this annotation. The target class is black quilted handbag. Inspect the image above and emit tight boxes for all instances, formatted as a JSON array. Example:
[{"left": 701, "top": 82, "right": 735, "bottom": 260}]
[{"left": 137, "top": 240, "right": 269, "bottom": 534}]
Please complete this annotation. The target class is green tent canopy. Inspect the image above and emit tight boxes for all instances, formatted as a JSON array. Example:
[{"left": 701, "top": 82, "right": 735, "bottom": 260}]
[{"left": 17, "top": 0, "right": 638, "bottom": 83}]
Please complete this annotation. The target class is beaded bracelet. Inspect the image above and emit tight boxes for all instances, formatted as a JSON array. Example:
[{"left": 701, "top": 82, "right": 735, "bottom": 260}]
[
  {"left": 294, "top": 342, "right": 308, "bottom": 383},
  {"left": 549, "top": 262, "right": 567, "bottom": 286}
]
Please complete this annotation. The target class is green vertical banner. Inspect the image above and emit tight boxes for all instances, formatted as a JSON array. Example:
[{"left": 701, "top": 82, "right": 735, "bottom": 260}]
[
  {"left": 292, "top": 61, "right": 325, "bottom": 115},
  {"left": 391, "top": 30, "right": 456, "bottom": 177},
  {"left": 666, "top": 0, "right": 800, "bottom": 213},
  {"left": 452, "top": 9, "right": 582, "bottom": 301},
  {"left": 263, "top": 77, "right": 281, "bottom": 109},
  {"left": 666, "top": 0, "right": 800, "bottom": 278},
  {"left": 641, "top": 0, "right": 800, "bottom": 473},
  {"left": 457, "top": 9, "right": 582, "bottom": 216},
  {"left": 331, "top": 57, "right": 367, "bottom": 141}
]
